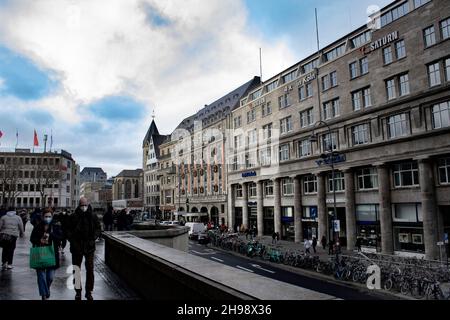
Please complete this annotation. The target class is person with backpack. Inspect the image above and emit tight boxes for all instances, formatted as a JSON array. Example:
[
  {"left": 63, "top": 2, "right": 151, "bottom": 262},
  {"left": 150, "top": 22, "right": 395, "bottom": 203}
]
[
  {"left": 30, "top": 208, "right": 63, "bottom": 300},
  {"left": 0, "top": 207, "right": 24, "bottom": 270}
]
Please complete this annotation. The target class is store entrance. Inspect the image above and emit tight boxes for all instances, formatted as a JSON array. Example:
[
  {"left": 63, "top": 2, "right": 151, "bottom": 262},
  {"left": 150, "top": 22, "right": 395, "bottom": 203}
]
[
  {"left": 263, "top": 207, "right": 274, "bottom": 236},
  {"left": 327, "top": 207, "right": 347, "bottom": 247},
  {"left": 235, "top": 207, "right": 243, "bottom": 231}
]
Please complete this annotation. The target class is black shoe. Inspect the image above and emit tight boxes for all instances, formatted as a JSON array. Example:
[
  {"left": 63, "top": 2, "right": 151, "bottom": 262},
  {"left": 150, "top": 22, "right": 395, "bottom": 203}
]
[
  {"left": 41, "top": 296, "right": 47, "bottom": 300},
  {"left": 85, "top": 292, "right": 93, "bottom": 300},
  {"left": 75, "top": 293, "right": 82, "bottom": 301}
]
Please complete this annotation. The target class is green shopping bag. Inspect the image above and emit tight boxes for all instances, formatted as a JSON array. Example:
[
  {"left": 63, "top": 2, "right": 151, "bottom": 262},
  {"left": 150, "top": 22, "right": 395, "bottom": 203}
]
[{"left": 29, "top": 245, "right": 56, "bottom": 269}]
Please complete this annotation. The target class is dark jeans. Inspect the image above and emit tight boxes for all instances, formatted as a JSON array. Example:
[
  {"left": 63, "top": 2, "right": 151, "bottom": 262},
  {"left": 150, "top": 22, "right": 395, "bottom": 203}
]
[
  {"left": 104, "top": 224, "right": 113, "bottom": 231},
  {"left": 2, "top": 236, "right": 17, "bottom": 264},
  {"left": 71, "top": 252, "right": 95, "bottom": 293}
]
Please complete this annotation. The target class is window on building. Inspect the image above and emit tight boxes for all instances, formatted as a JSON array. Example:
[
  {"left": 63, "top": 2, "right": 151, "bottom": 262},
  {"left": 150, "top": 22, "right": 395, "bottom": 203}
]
[
  {"left": 250, "top": 89, "right": 262, "bottom": 101},
  {"left": 324, "top": 44, "right": 345, "bottom": 62},
  {"left": 330, "top": 71, "right": 337, "bottom": 87},
  {"left": 248, "top": 183, "right": 257, "bottom": 197},
  {"left": 393, "top": 162, "right": 419, "bottom": 187},
  {"left": 300, "top": 108, "right": 314, "bottom": 128},
  {"left": 303, "top": 175, "right": 317, "bottom": 194},
  {"left": 322, "top": 131, "right": 338, "bottom": 151},
  {"left": 383, "top": 46, "right": 393, "bottom": 64},
  {"left": 388, "top": 113, "right": 408, "bottom": 138},
  {"left": 428, "top": 62, "right": 441, "bottom": 87},
  {"left": 322, "top": 99, "right": 340, "bottom": 120},
  {"left": 283, "top": 70, "right": 297, "bottom": 83},
  {"left": 381, "top": 2, "right": 409, "bottom": 27},
  {"left": 260, "top": 147, "right": 271, "bottom": 166},
  {"left": 386, "top": 78, "right": 397, "bottom": 100},
  {"left": 234, "top": 135, "right": 243, "bottom": 150},
  {"left": 352, "top": 123, "right": 370, "bottom": 145},
  {"left": 328, "top": 172, "right": 345, "bottom": 192},
  {"left": 282, "top": 178, "right": 293, "bottom": 195},
  {"left": 438, "top": 158, "right": 450, "bottom": 184},
  {"left": 262, "top": 101, "right": 272, "bottom": 117},
  {"left": 352, "top": 91, "right": 361, "bottom": 111},
  {"left": 247, "top": 108, "right": 256, "bottom": 123},
  {"left": 298, "top": 139, "right": 312, "bottom": 158},
  {"left": 321, "top": 75, "right": 330, "bottom": 91},
  {"left": 395, "top": 40, "right": 406, "bottom": 59},
  {"left": 399, "top": 74, "right": 410, "bottom": 96},
  {"left": 445, "top": 58, "right": 450, "bottom": 82},
  {"left": 424, "top": 25, "right": 436, "bottom": 47},
  {"left": 279, "top": 144, "right": 290, "bottom": 161},
  {"left": 234, "top": 116, "right": 242, "bottom": 128},
  {"left": 360, "top": 57, "right": 369, "bottom": 75},
  {"left": 265, "top": 80, "right": 278, "bottom": 93},
  {"left": 278, "top": 94, "right": 290, "bottom": 109},
  {"left": 351, "top": 31, "right": 372, "bottom": 48},
  {"left": 248, "top": 129, "right": 258, "bottom": 145},
  {"left": 263, "top": 123, "right": 272, "bottom": 140},
  {"left": 280, "top": 116, "right": 293, "bottom": 134},
  {"left": 357, "top": 168, "right": 378, "bottom": 190},
  {"left": 441, "top": 17, "right": 450, "bottom": 40},
  {"left": 302, "top": 59, "right": 319, "bottom": 74},
  {"left": 414, "top": 0, "right": 431, "bottom": 9},
  {"left": 299, "top": 83, "right": 313, "bottom": 101},
  {"left": 264, "top": 180, "right": 274, "bottom": 196},
  {"left": 350, "top": 62, "right": 358, "bottom": 79},
  {"left": 432, "top": 101, "right": 450, "bottom": 129}
]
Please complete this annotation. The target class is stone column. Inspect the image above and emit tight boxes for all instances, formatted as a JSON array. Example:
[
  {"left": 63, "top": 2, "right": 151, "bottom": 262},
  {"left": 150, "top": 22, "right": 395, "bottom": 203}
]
[
  {"left": 378, "top": 165, "right": 393, "bottom": 255},
  {"left": 242, "top": 183, "right": 249, "bottom": 229},
  {"left": 257, "top": 181, "right": 264, "bottom": 237},
  {"left": 293, "top": 176, "right": 303, "bottom": 243},
  {"left": 317, "top": 172, "right": 327, "bottom": 242},
  {"left": 419, "top": 159, "right": 439, "bottom": 260},
  {"left": 228, "top": 184, "right": 235, "bottom": 229},
  {"left": 344, "top": 169, "right": 357, "bottom": 251},
  {"left": 273, "top": 178, "right": 281, "bottom": 235}
]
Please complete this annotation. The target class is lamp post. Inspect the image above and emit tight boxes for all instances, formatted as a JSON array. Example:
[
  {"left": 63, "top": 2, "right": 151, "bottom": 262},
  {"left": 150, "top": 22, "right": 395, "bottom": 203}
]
[{"left": 309, "top": 120, "right": 339, "bottom": 258}]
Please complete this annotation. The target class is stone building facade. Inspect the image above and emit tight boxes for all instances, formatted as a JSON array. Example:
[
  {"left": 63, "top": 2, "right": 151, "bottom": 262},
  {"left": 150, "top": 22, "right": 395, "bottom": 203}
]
[
  {"left": 112, "top": 169, "right": 144, "bottom": 209},
  {"left": 227, "top": 0, "right": 450, "bottom": 259}
]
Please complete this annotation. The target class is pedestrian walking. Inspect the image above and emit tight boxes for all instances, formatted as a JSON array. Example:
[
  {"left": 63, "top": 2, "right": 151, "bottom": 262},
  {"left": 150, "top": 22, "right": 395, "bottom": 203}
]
[
  {"left": 30, "top": 208, "right": 63, "bottom": 300},
  {"left": 355, "top": 236, "right": 362, "bottom": 252},
  {"left": 276, "top": 232, "right": 280, "bottom": 242},
  {"left": 65, "top": 197, "right": 101, "bottom": 300},
  {"left": 30, "top": 208, "right": 43, "bottom": 227},
  {"left": 117, "top": 209, "right": 128, "bottom": 231},
  {"left": 0, "top": 207, "right": 24, "bottom": 270},
  {"left": 58, "top": 210, "right": 69, "bottom": 254},
  {"left": 102, "top": 206, "right": 114, "bottom": 231},
  {"left": 312, "top": 236, "right": 317, "bottom": 253},
  {"left": 304, "top": 238, "right": 311, "bottom": 254},
  {"left": 272, "top": 232, "right": 277, "bottom": 244},
  {"left": 328, "top": 239, "right": 334, "bottom": 255},
  {"left": 321, "top": 235, "right": 327, "bottom": 250},
  {"left": 19, "top": 209, "right": 29, "bottom": 232}
]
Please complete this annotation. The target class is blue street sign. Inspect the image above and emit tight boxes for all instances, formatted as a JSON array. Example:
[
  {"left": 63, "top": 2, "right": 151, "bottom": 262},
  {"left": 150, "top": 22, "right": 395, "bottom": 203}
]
[{"left": 310, "top": 207, "right": 317, "bottom": 219}]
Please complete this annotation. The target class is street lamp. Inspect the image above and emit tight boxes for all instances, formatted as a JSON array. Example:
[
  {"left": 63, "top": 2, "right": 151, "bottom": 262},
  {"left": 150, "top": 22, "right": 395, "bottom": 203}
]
[{"left": 309, "top": 120, "right": 339, "bottom": 258}]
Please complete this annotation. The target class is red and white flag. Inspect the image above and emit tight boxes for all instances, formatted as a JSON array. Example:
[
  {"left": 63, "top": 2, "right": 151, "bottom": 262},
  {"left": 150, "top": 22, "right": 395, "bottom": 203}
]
[{"left": 33, "top": 129, "right": 39, "bottom": 146}]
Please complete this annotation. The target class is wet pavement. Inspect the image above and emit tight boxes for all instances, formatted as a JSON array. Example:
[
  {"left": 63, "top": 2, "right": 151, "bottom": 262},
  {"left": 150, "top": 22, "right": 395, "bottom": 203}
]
[{"left": 0, "top": 222, "right": 140, "bottom": 300}]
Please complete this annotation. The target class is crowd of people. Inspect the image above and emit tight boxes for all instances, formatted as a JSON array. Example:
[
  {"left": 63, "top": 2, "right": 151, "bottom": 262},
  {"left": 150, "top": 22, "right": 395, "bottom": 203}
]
[{"left": 0, "top": 197, "right": 102, "bottom": 300}]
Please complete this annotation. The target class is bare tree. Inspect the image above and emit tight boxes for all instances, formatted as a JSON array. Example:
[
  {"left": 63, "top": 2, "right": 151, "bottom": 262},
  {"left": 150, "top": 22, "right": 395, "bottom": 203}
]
[
  {"left": 31, "top": 157, "right": 62, "bottom": 208},
  {"left": 0, "top": 156, "right": 22, "bottom": 207}
]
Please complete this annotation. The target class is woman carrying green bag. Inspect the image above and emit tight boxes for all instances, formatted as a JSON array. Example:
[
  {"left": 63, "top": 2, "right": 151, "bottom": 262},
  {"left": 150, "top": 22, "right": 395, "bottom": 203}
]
[{"left": 30, "top": 208, "right": 63, "bottom": 300}]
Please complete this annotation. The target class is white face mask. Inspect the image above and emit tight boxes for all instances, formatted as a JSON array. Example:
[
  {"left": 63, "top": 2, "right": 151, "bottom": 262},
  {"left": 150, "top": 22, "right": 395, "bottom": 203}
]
[{"left": 81, "top": 205, "right": 88, "bottom": 212}]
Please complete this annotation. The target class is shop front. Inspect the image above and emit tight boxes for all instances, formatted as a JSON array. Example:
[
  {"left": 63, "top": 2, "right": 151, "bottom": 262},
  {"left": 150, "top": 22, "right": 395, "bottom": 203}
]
[
  {"left": 392, "top": 203, "right": 425, "bottom": 253},
  {"left": 235, "top": 207, "right": 243, "bottom": 230},
  {"left": 356, "top": 204, "right": 381, "bottom": 251},
  {"left": 328, "top": 207, "right": 347, "bottom": 247},
  {"left": 248, "top": 203, "right": 257, "bottom": 231},
  {"left": 302, "top": 206, "right": 318, "bottom": 240},
  {"left": 281, "top": 206, "right": 294, "bottom": 241}
]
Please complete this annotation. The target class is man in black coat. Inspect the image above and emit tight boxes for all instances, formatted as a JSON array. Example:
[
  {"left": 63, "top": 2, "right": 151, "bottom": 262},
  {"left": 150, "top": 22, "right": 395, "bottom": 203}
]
[{"left": 65, "top": 197, "right": 101, "bottom": 300}]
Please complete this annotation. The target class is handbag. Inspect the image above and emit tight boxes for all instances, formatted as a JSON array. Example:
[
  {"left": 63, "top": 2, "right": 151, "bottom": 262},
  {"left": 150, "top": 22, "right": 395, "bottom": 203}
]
[{"left": 29, "top": 245, "right": 56, "bottom": 269}]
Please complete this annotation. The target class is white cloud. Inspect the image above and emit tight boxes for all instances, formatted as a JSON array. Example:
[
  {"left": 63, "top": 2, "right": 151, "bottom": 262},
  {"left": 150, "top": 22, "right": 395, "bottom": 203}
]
[{"left": 0, "top": 0, "right": 296, "bottom": 174}]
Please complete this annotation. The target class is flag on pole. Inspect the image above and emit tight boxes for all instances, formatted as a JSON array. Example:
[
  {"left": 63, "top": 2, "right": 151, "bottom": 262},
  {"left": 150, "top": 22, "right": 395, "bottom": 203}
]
[
  {"left": 33, "top": 129, "right": 39, "bottom": 146},
  {"left": 0, "top": 130, "right": 3, "bottom": 146},
  {"left": 16, "top": 129, "right": 18, "bottom": 148}
]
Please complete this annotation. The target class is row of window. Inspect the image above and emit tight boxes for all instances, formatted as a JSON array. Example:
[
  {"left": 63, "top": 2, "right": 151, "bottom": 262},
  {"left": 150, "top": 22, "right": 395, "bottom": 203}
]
[
  {"left": 235, "top": 158, "right": 450, "bottom": 198},
  {"left": 231, "top": 100, "right": 450, "bottom": 166},
  {"left": 0, "top": 157, "right": 61, "bottom": 166},
  {"left": 423, "top": 17, "right": 450, "bottom": 48}
]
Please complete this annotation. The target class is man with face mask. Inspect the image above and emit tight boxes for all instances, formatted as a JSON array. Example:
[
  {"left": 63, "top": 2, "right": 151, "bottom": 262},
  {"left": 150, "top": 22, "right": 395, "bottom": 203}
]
[{"left": 65, "top": 197, "right": 101, "bottom": 300}]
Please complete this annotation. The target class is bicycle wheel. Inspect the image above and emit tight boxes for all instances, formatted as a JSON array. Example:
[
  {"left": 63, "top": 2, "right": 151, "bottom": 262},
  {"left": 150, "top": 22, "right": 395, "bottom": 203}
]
[
  {"left": 400, "top": 282, "right": 410, "bottom": 295},
  {"left": 384, "top": 278, "right": 393, "bottom": 291}
]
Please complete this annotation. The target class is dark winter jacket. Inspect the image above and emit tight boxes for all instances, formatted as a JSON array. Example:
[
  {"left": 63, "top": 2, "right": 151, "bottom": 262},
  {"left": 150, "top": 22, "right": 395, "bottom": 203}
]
[
  {"left": 102, "top": 210, "right": 114, "bottom": 225},
  {"left": 65, "top": 206, "right": 101, "bottom": 255},
  {"left": 30, "top": 221, "right": 63, "bottom": 269}
]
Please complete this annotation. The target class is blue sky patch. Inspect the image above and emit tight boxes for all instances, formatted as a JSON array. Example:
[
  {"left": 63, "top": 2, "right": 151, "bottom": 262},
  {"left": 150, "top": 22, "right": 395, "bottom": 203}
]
[
  {"left": 142, "top": 3, "right": 171, "bottom": 27},
  {"left": 87, "top": 95, "right": 146, "bottom": 122},
  {"left": 24, "top": 109, "right": 54, "bottom": 126},
  {"left": 0, "top": 45, "right": 58, "bottom": 100}
]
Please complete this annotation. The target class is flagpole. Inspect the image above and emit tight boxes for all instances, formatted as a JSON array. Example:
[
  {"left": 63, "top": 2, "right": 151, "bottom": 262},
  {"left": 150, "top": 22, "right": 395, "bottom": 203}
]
[{"left": 16, "top": 129, "right": 18, "bottom": 149}]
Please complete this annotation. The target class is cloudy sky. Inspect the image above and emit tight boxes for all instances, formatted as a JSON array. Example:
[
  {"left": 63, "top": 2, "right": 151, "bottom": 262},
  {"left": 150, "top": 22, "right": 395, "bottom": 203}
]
[{"left": 0, "top": 0, "right": 392, "bottom": 176}]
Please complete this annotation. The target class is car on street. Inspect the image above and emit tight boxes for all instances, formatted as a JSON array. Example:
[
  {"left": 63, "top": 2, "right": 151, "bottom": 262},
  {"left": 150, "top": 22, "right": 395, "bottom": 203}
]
[
  {"left": 197, "top": 231, "right": 210, "bottom": 245},
  {"left": 185, "top": 222, "right": 206, "bottom": 240}
]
